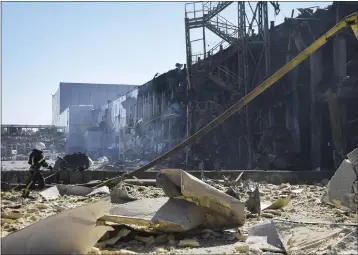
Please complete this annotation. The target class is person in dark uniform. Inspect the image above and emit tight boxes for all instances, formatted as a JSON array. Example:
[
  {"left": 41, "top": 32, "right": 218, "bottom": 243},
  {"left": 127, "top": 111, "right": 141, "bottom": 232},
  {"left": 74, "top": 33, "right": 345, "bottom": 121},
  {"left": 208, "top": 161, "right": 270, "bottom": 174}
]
[{"left": 25, "top": 142, "right": 53, "bottom": 190}]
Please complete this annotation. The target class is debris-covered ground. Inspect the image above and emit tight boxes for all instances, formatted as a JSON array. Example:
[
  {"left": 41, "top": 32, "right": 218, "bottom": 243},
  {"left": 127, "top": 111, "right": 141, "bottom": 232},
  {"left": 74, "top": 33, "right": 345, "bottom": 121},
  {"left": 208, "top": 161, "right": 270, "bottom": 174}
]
[{"left": 2, "top": 180, "right": 357, "bottom": 254}]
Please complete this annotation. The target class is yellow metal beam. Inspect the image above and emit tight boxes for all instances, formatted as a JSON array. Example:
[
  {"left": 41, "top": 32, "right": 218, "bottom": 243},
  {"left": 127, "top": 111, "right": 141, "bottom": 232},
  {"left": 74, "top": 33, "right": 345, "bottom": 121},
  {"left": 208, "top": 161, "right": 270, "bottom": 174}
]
[
  {"left": 351, "top": 23, "right": 358, "bottom": 39},
  {"left": 95, "top": 12, "right": 358, "bottom": 187}
]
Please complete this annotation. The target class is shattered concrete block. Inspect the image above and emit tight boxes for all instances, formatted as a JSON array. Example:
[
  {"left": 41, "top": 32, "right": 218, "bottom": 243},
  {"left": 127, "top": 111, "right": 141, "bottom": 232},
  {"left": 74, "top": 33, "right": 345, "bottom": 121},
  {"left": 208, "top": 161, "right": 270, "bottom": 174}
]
[
  {"left": 96, "top": 229, "right": 131, "bottom": 249},
  {"left": 347, "top": 148, "right": 358, "bottom": 167},
  {"left": 178, "top": 239, "right": 200, "bottom": 248},
  {"left": 110, "top": 183, "right": 137, "bottom": 204},
  {"left": 322, "top": 158, "right": 358, "bottom": 212},
  {"left": 246, "top": 221, "right": 284, "bottom": 253},
  {"left": 1, "top": 197, "right": 112, "bottom": 254},
  {"left": 273, "top": 220, "right": 357, "bottom": 254},
  {"left": 105, "top": 197, "right": 205, "bottom": 233},
  {"left": 40, "top": 185, "right": 110, "bottom": 201}
]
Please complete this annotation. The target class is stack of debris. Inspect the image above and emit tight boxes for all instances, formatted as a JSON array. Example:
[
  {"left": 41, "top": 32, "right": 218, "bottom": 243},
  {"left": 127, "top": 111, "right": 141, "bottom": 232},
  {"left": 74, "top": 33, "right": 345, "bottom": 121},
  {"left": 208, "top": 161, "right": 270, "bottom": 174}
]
[
  {"left": 1, "top": 150, "right": 358, "bottom": 254},
  {"left": 322, "top": 148, "right": 358, "bottom": 212}
]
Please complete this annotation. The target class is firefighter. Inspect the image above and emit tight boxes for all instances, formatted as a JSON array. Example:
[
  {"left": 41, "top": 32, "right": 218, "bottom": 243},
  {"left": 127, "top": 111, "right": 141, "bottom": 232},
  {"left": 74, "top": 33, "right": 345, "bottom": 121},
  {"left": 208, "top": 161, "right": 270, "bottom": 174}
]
[{"left": 25, "top": 142, "right": 53, "bottom": 190}]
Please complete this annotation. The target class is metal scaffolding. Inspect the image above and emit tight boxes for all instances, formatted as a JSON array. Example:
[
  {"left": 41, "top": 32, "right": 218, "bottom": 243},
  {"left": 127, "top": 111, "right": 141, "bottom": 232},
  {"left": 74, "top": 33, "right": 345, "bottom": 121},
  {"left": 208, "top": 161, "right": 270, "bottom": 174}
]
[{"left": 184, "top": 1, "right": 278, "bottom": 167}]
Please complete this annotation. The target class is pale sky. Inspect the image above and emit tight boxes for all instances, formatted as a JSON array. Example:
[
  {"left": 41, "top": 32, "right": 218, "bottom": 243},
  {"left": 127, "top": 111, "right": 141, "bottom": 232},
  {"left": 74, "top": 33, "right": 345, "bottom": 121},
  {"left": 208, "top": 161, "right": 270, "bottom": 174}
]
[{"left": 1, "top": 1, "right": 331, "bottom": 125}]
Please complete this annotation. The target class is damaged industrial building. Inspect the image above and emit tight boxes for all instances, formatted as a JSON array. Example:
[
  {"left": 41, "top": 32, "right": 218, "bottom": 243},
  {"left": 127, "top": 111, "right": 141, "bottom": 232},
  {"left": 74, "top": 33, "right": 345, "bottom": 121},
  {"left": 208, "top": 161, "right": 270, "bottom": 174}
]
[
  {"left": 47, "top": 1, "right": 358, "bottom": 171},
  {"left": 2, "top": 1, "right": 358, "bottom": 255},
  {"left": 1, "top": 125, "right": 66, "bottom": 161}
]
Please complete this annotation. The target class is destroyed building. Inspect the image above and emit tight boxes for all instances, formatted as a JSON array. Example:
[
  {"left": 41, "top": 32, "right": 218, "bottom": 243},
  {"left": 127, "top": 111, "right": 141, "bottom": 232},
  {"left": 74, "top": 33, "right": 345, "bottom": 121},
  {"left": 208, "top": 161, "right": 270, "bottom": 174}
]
[
  {"left": 181, "top": 1, "right": 358, "bottom": 170},
  {"left": 51, "top": 82, "right": 138, "bottom": 156},
  {"left": 88, "top": 67, "right": 188, "bottom": 163},
  {"left": 51, "top": 2, "right": 358, "bottom": 171},
  {"left": 1, "top": 125, "right": 66, "bottom": 160}
]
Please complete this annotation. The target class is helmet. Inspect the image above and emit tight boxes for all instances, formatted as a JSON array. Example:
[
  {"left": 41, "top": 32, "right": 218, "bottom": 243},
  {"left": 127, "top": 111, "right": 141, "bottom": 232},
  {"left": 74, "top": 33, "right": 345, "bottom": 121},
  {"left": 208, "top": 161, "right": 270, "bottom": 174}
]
[{"left": 34, "top": 142, "right": 46, "bottom": 152}]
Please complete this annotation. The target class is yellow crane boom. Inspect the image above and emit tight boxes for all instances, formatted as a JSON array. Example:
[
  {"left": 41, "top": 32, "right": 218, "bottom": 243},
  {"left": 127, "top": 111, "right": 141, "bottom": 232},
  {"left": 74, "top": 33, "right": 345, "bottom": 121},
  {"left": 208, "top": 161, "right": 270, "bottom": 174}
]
[{"left": 95, "top": 12, "right": 358, "bottom": 188}]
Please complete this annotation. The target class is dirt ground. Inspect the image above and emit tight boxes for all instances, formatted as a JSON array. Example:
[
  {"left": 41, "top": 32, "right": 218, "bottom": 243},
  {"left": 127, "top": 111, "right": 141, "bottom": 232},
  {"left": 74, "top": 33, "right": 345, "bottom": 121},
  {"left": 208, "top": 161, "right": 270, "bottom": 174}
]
[{"left": 1, "top": 181, "right": 357, "bottom": 254}]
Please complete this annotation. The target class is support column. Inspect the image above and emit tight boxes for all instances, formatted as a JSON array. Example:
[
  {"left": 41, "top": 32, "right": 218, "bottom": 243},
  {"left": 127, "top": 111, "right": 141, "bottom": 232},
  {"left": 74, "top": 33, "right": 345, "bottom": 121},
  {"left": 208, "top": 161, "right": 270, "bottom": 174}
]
[
  {"left": 331, "top": 36, "right": 347, "bottom": 157},
  {"left": 185, "top": 17, "right": 195, "bottom": 167},
  {"left": 286, "top": 48, "right": 301, "bottom": 153},
  {"left": 333, "top": 36, "right": 347, "bottom": 81},
  {"left": 310, "top": 51, "right": 323, "bottom": 169}
]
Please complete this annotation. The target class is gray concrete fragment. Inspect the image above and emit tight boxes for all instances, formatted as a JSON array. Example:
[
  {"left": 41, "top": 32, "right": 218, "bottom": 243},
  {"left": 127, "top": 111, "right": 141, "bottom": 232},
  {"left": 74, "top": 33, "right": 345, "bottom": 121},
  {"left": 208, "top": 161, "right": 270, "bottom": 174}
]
[
  {"left": 39, "top": 184, "right": 109, "bottom": 200},
  {"left": 105, "top": 197, "right": 205, "bottom": 233},
  {"left": 246, "top": 221, "right": 284, "bottom": 252},
  {"left": 322, "top": 158, "right": 358, "bottom": 212},
  {"left": 1, "top": 198, "right": 112, "bottom": 254}
]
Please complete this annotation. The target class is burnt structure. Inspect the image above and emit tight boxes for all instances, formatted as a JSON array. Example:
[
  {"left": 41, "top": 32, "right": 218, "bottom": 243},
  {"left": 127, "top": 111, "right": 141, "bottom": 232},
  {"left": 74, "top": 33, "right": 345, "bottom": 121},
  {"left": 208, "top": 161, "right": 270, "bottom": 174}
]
[
  {"left": 1, "top": 125, "right": 66, "bottom": 160},
  {"left": 180, "top": 1, "right": 358, "bottom": 170},
  {"left": 49, "top": 2, "right": 357, "bottom": 171}
]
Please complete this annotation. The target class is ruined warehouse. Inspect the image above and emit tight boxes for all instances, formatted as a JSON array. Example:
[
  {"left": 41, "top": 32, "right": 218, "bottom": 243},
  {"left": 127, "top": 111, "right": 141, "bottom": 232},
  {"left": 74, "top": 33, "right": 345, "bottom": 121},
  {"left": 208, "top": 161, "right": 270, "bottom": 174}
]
[
  {"left": 50, "top": 2, "right": 358, "bottom": 171},
  {"left": 182, "top": 1, "right": 358, "bottom": 171}
]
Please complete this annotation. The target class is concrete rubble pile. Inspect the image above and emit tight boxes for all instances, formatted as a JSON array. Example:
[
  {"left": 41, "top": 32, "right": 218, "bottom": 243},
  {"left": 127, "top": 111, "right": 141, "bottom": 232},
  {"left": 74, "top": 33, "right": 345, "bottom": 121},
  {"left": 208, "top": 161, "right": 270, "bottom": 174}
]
[
  {"left": 1, "top": 166, "right": 358, "bottom": 254},
  {"left": 322, "top": 148, "right": 358, "bottom": 212}
]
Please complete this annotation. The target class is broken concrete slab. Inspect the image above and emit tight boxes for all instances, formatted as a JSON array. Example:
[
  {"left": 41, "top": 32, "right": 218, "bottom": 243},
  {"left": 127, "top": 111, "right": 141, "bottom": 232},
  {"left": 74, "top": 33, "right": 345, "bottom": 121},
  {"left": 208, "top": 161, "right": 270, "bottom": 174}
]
[
  {"left": 95, "top": 228, "right": 132, "bottom": 249},
  {"left": 246, "top": 221, "right": 284, "bottom": 253},
  {"left": 347, "top": 148, "right": 358, "bottom": 168},
  {"left": 100, "top": 170, "right": 246, "bottom": 233},
  {"left": 322, "top": 150, "right": 358, "bottom": 212},
  {"left": 1, "top": 197, "right": 112, "bottom": 254},
  {"left": 39, "top": 184, "right": 110, "bottom": 200},
  {"left": 110, "top": 183, "right": 138, "bottom": 204},
  {"left": 157, "top": 169, "right": 246, "bottom": 228},
  {"left": 100, "top": 197, "right": 205, "bottom": 233},
  {"left": 273, "top": 220, "right": 358, "bottom": 255}
]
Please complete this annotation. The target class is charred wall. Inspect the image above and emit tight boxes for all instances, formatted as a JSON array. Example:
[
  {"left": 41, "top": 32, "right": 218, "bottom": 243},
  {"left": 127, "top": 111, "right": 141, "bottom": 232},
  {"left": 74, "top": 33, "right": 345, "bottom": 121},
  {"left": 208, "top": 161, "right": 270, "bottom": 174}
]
[{"left": 188, "top": 2, "right": 358, "bottom": 170}]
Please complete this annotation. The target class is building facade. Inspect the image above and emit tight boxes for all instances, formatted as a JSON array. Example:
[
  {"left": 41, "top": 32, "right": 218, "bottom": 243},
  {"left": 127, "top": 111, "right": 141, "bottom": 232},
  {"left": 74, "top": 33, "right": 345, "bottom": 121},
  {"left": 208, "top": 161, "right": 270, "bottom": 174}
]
[{"left": 53, "top": 2, "right": 358, "bottom": 170}]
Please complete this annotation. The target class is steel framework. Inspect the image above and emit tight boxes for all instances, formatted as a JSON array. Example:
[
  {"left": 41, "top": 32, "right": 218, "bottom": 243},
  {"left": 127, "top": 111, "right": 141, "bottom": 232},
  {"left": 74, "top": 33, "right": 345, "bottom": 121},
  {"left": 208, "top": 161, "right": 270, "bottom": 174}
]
[{"left": 184, "top": 1, "right": 279, "bottom": 167}]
